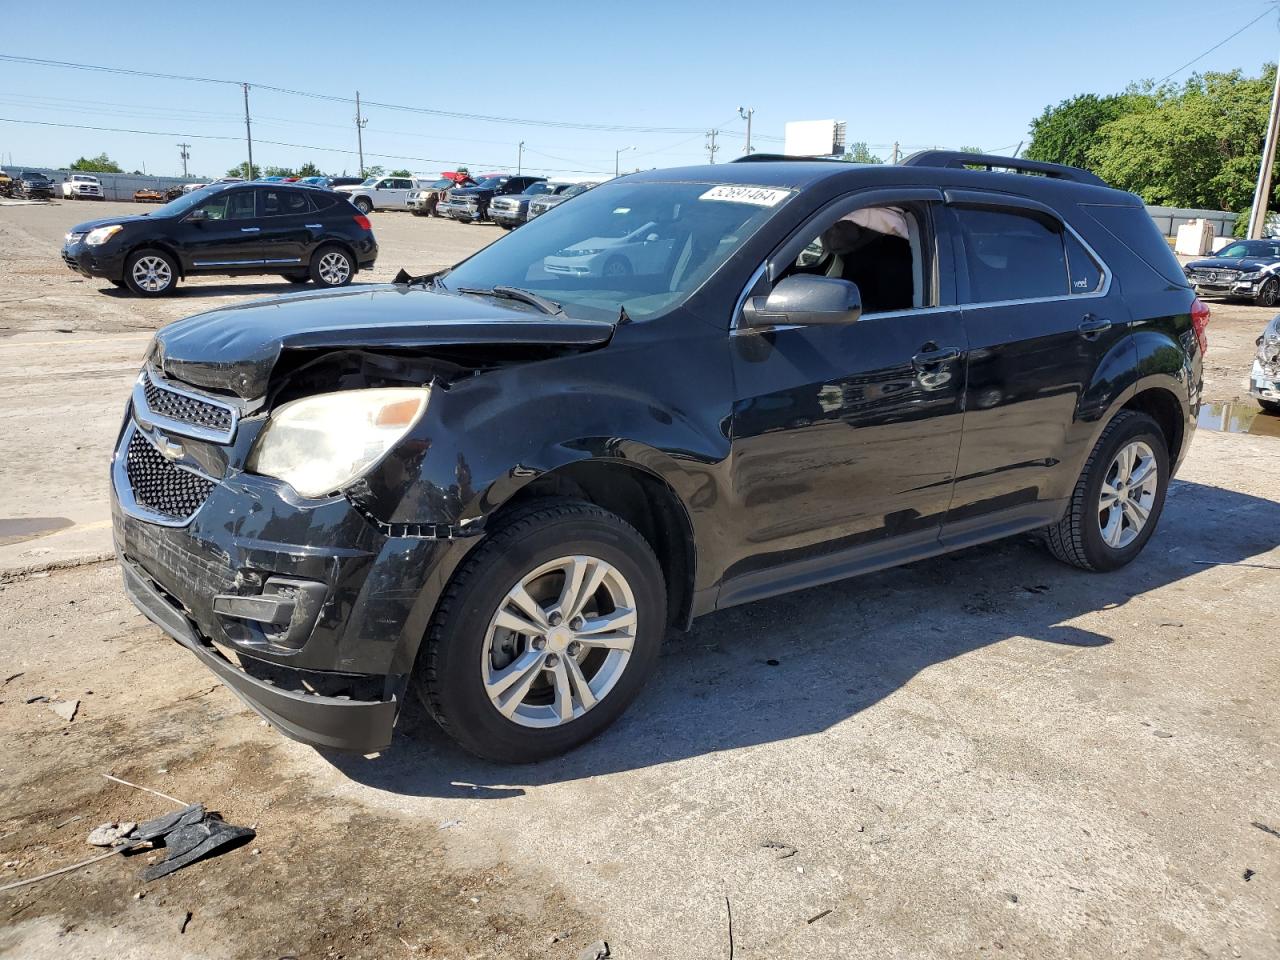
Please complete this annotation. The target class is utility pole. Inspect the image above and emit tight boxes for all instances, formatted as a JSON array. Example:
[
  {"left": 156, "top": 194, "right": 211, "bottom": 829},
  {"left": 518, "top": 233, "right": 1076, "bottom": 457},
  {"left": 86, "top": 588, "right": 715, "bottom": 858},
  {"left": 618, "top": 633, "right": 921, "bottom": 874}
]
[
  {"left": 891, "top": 141, "right": 900, "bottom": 164},
  {"left": 517, "top": 140, "right": 525, "bottom": 175},
  {"left": 615, "top": 144, "right": 635, "bottom": 178},
  {"left": 177, "top": 142, "right": 190, "bottom": 178},
  {"left": 354, "top": 91, "right": 368, "bottom": 178},
  {"left": 738, "top": 106, "right": 754, "bottom": 155},
  {"left": 242, "top": 83, "right": 254, "bottom": 179},
  {"left": 1249, "top": 58, "right": 1280, "bottom": 238},
  {"left": 705, "top": 129, "right": 719, "bottom": 164}
]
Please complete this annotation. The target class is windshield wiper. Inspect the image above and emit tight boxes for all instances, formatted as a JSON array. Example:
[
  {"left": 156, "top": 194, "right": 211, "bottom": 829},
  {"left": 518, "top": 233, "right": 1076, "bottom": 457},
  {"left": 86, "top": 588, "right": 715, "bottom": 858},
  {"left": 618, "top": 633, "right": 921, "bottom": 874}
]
[{"left": 457, "top": 285, "right": 565, "bottom": 316}]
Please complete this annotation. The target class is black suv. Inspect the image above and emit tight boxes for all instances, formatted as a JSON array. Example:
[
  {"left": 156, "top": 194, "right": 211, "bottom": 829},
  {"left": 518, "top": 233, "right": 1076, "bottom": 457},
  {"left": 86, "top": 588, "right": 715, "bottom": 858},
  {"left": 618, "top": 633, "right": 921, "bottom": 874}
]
[
  {"left": 62, "top": 182, "right": 378, "bottom": 296},
  {"left": 446, "top": 174, "right": 546, "bottom": 223},
  {"left": 18, "top": 170, "right": 55, "bottom": 199},
  {"left": 111, "top": 152, "right": 1205, "bottom": 761}
]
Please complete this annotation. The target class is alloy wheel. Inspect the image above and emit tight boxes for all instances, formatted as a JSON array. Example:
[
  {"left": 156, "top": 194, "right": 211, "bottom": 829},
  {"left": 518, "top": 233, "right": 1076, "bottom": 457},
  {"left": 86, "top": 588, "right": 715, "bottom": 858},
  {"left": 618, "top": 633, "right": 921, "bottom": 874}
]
[
  {"left": 1097, "top": 440, "right": 1159, "bottom": 549},
  {"left": 480, "top": 555, "right": 637, "bottom": 729},
  {"left": 317, "top": 252, "right": 351, "bottom": 286},
  {"left": 131, "top": 256, "right": 172, "bottom": 293},
  {"left": 1261, "top": 278, "right": 1279, "bottom": 307}
]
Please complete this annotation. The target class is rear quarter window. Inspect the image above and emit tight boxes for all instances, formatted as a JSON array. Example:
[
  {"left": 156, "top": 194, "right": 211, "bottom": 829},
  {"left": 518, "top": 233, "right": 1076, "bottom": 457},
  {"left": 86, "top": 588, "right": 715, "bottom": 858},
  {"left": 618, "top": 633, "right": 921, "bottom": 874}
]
[{"left": 1081, "top": 203, "right": 1188, "bottom": 287}]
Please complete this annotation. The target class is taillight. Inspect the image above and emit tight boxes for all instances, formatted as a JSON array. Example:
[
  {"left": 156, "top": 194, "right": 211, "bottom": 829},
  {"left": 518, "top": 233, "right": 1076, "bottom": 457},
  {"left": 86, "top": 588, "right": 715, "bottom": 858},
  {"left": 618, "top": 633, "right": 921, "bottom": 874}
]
[
  {"left": 354, "top": 214, "right": 372, "bottom": 231},
  {"left": 1190, "top": 297, "right": 1210, "bottom": 355}
]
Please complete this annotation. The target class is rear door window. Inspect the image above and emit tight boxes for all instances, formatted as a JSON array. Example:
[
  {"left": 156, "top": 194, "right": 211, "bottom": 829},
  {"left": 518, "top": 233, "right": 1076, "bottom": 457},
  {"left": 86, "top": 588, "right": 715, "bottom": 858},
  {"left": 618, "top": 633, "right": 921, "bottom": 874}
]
[
  {"left": 952, "top": 207, "right": 1068, "bottom": 302},
  {"left": 259, "top": 189, "right": 310, "bottom": 217}
]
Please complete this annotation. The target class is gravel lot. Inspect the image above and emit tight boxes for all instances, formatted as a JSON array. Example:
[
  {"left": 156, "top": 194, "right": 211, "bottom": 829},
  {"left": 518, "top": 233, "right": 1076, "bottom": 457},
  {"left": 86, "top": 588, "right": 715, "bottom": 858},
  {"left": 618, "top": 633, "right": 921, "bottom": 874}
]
[{"left": 1, "top": 199, "right": 1278, "bottom": 959}]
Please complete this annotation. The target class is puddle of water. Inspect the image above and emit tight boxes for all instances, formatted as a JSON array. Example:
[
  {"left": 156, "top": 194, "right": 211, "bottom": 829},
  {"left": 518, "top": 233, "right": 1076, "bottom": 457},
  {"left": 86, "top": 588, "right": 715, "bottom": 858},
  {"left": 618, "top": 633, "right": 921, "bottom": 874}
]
[
  {"left": 1197, "top": 401, "right": 1280, "bottom": 439},
  {"left": 0, "top": 517, "right": 74, "bottom": 547}
]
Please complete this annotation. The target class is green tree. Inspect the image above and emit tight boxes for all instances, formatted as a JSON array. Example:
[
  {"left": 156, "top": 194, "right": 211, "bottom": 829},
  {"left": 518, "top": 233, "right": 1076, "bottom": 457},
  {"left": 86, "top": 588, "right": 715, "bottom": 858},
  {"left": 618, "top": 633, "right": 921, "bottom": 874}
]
[
  {"left": 297, "top": 161, "right": 323, "bottom": 177},
  {"left": 1024, "top": 92, "right": 1137, "bottom": 171},
  {"left": 262, "top": 165, "right": 296, "bottom": 178},
  {"left": 69, "top": 153, "right": 123, "bottom": 173},
  {"left": 1088, "top": 67, "right": 1277, "bottom": 212},
  {"left": 841, "top": 142, "right": 883, "bottom": 164},
  {"left": 958, "top": 145, "right": 983, "bottom": 154},
  {"left": 226, "top": 161, "right": 260, "bottom": 179},
  {"left": 389, "top": 168, "right": 413, "bottom": 177},
  {"left": 363, "top": 164, "right": 386, "bottom": 178}
]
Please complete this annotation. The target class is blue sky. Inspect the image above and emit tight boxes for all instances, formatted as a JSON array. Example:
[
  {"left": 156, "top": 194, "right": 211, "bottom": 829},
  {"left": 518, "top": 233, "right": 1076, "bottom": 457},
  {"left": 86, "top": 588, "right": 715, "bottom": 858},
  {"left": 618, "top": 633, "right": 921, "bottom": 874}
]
[{"left": 1, "top": 0, "right": 1278, "bottom": 180}]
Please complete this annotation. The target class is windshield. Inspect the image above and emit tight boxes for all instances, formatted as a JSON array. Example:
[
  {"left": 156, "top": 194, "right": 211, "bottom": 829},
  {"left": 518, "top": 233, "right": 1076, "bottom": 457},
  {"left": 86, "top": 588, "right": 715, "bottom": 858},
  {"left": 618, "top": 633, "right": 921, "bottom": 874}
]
[
  {"left": 523, "top": 182, "right": 556, "bottom": 196},
  {"left": 429, "top": 178, "right": 454, "bottom": 189},
  {"left": 360, "top": 176, "right": 380, "bottom": 187},
  {"left": 561, "top": 183, "right": 588, "bottom": 198},
  {"left": 443, "top": 180, "right": 793, "bottom": 321},
  {"left": 1218, "top": 241, "right": 1280, "bottom": 259},
  {"left": 151, "top": 183, "right": 224, "bottom": 218},
  {"left": 24, "top": 172, "right": 49, "bottom": 181}
]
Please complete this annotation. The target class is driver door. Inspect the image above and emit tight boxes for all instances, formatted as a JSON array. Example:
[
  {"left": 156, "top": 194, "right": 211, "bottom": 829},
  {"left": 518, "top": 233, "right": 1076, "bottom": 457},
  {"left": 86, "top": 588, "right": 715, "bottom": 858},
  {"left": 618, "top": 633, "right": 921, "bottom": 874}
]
[
  {"left": 721, "top": 188, "right": 968, "bottom": 604},
  {"left": 182, "top": 189, "right": 260, "bottom": 271}
]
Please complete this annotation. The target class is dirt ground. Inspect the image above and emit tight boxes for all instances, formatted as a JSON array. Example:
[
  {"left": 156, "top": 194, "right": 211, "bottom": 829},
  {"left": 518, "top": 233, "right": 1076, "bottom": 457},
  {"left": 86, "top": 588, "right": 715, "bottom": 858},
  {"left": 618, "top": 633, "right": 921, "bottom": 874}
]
[{"left": 1, "top": 199, "right": 1279, "bottom": 959}]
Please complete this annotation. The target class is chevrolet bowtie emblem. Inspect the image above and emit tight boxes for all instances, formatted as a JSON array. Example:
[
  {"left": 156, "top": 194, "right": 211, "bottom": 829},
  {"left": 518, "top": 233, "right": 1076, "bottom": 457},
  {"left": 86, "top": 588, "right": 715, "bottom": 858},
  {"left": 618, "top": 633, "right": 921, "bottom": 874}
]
[{"left": 155, "top": 435, "right": 185, "bottom": 461}]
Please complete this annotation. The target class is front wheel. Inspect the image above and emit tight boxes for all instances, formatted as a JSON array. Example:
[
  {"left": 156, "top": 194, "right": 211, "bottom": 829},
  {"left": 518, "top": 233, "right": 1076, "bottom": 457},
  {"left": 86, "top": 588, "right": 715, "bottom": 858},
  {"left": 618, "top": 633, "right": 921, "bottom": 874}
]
[
  {"left": 124, "top": 249, "right": 178, "bottom": 296},
  {"left": 415, "top": 500, "right": 666, "bottom": 762},
  {"left": 309, "top": 245, "right": 353, "bottom": 287},
  {"left": 1043, "top": 410, "right": 1169, "bottom": 571},
  {"left": 1257, "top": 277, "right": 1280, "bottom": 307},
  {"left": 1259, "top": 398, "right": 1280, "bottom": 414}
]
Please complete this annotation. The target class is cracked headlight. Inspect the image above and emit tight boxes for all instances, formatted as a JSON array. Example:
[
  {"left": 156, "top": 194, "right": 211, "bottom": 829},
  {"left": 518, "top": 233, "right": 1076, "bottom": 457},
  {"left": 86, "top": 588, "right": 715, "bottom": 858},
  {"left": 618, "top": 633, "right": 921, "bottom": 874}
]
[
  {"left": 1238, "top": 270, "right": 1264, "bottom": 281},
  {"left": 248, "top": 388, "right": 430, "bottom": 498}
]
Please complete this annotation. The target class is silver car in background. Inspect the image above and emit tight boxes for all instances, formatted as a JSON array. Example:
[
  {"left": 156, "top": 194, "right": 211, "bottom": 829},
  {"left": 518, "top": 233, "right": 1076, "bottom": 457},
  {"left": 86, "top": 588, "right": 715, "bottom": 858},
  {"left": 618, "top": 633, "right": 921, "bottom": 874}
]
[{"left": 1252, "top": 314, "right": 1280, "bottom": 413}]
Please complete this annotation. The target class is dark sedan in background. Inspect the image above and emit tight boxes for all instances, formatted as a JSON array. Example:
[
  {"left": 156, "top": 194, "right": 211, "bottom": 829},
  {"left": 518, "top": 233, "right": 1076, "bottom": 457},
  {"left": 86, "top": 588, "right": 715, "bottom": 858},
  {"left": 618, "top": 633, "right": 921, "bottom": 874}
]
[
  {"left": 62, "top": 182, "right": 377, "bottom": 296},
  {"left": 1184, "top": 238, "right": 1280, "bottom": 305}
]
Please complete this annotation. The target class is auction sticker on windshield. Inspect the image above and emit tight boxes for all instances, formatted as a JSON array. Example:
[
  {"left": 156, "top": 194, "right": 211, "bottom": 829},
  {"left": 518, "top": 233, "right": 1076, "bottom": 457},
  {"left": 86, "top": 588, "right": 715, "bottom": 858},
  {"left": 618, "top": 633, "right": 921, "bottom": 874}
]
[{"left": 700, "top": 185, "right": 791, "bottom": 206}]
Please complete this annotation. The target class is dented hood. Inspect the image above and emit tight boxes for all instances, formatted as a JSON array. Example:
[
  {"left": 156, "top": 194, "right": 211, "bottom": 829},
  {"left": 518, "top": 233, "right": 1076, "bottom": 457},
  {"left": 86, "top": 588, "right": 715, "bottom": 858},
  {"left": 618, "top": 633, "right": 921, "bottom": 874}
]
[{"left": 152, "top": 283, "right": 615, "bottom": 398}]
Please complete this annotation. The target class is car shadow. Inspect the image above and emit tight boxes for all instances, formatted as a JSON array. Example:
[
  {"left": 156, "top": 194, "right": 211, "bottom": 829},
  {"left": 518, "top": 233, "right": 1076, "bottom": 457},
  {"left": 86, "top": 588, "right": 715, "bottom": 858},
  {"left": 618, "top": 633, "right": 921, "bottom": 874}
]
[
  {"left": 323, "top": 478, "right": 1279, "bottom": 798},
  {"left": 94, "top": 280, "right": 379, "bottom": 300}
]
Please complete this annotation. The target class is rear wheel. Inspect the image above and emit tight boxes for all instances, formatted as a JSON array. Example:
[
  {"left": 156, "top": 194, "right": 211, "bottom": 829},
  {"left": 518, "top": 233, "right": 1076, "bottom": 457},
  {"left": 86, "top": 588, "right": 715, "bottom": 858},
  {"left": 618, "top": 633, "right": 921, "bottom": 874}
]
[
  {"left": 1259, "top": 398, "right": 1280, "bottom": 414},
  {"left": 414, "top": 500, "right": 666, "bottom": 762},
  {"left": 603, "top": 256, "right": 632, "bottom": 278},
  {"left": 352, "top": 197, "right": 373, "bottom": 215},
  {"left": 309, "top": 245, "right": 353, "bottom": 288},
  {"left": 1044, "top": 411, "right": 1169, "bottom": 571},
  {"left": 123, "top": 249, "right": 178, "bottom": 296}
]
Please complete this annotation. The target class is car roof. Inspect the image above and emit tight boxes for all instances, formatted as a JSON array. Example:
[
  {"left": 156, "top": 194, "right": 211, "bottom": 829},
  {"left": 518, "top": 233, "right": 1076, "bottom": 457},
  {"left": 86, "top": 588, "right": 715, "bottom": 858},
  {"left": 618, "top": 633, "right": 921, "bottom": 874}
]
[{"left": 622, "top": 159, "right": 1137, "bottom": 205}]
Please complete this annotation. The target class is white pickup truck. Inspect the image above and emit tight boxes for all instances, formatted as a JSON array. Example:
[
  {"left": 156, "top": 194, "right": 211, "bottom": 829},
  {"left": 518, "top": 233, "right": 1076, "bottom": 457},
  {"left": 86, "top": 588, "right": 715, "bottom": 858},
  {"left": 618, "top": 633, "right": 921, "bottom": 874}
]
[
  {"left": 62, "top": 174, "right": 104, "bottom": 200},
  {"left": 333, "top": 175, "right": 428, "bottom": 213}
]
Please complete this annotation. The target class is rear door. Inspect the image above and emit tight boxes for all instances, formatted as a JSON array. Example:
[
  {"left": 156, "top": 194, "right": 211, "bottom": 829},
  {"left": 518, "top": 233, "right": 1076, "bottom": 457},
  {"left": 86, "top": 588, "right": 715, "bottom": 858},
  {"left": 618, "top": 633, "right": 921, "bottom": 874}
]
[
  {"left": 723, "top": 187, "right": 968, "bottom": 601},
  {"left": 182, "top": 189, "right": 260, "bottom": 271},
  {"left": 940, "top": 190, "right": 1131, "bottom": 542},
  {"left": 256, "top": 187, "right": 313, "bottom": 268}
]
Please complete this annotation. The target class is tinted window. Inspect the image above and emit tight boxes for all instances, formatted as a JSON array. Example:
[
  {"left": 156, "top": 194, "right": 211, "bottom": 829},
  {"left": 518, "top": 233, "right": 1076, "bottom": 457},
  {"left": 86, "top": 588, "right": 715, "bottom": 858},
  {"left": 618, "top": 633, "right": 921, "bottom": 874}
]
[
  {"left": 1081, "top": 203, "right": 1187, "bottom": 287},
  {"left": 1217, "top": 240, "right": 1280, "bottom": 259},
  {"left": 199, "top": 189, "right": 256, "bottom": 221},
  {"left": 954, "top": 207, "right": 1067, "bottom": 302},
  {"left": 309, "top": 191, "right": 342, "bottom": 210},
  {"left": 1065, "top": 232, "right": 1104, "bottom": 294},
  {"left": 259, "top": 189, "right": 309, "bottom": 217}
]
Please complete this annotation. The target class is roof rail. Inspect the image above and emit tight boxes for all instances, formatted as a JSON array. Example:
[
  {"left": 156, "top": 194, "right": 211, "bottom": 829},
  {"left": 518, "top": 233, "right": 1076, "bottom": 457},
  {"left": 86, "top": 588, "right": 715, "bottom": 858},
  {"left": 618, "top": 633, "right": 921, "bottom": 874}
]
[
  {"left": 730, "top": 153, "right": 845, "bottom": 163},
  {"left": 900, "top": 150, "right": 1107, "bottom": 187}
]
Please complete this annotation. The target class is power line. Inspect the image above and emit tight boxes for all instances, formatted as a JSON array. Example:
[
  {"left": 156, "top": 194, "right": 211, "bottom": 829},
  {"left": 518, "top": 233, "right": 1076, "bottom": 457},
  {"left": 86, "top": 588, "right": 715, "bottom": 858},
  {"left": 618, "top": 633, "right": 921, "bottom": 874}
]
[
  {"left": 0, "top": 116, "right": 613, "bottom": 174},
  {"left": 0, "top": 52, "right": 710, "bottom": 134},
  {"left": 1154, "top": 6, "right": 1276, "bottom": 86}
]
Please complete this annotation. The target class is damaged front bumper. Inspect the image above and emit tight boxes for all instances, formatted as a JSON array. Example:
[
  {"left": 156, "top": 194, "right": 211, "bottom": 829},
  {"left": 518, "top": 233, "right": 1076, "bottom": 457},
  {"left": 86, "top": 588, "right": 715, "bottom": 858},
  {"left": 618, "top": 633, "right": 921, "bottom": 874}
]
[{"left": 1251, "top": 358, "right": 1280, "bottom": 404}]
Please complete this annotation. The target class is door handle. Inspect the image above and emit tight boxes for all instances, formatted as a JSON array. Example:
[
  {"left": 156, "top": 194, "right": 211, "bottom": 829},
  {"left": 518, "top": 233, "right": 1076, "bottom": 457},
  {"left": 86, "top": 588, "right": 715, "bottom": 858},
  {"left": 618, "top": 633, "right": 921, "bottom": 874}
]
[
  {"left": 240, "top": 227, "right": 260, "bottom": 233},
  {"left": 1078, "top": 315, "right": 1111, "bottom": 338},
  {"left": 304, "top": 223, "right": 322, "bottom": 229},
  {"left": 912, "top": 345, "right": 961, "bottom": 367}
]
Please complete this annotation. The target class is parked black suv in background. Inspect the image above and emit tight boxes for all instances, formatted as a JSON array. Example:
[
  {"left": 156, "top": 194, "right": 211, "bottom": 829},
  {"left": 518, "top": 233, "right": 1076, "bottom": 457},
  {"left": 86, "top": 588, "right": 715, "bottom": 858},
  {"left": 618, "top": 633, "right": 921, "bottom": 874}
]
[
  {"left": 446, "top": 174, "right": 545, "bottom": 223},
  {"left": 112, "top": 152, "right": 1205, "bottom": 761},
  {"left": 62, "top": 182, "right": 377, "bottom": 295},
  {"left": 18, "top": 171, "right": 55, "bottom": 199}
]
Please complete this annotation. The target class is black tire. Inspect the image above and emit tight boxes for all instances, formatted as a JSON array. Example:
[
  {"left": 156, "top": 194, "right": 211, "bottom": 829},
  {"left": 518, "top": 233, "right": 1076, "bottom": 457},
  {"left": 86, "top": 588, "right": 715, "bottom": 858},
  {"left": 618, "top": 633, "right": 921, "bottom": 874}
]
[
  {"left": 603, "top": 256, "right": 632, "bottom": 278},
  {"left": 110, "top": 278, "right": 127, "bottom": 289},
  {"left": 352, "top": 197, "right": 373, "bottom": 214},
  {"left": 1044, "top": 410, "right": 1170, "bottom": 572},
  {"left": 414, "top": 499, "right": 667, "bottom": 763},
  {"left": 1256, "top": 277, "right": 1280, "bottom": 307},
  {"left": 1259, "top": 398, "right": 1280, "bottom": 414},
  {"left": 281, "top": 273, "right": 310, "bottom": 284},
  {"left": 123, "top": 248, "right": 178, "bottom": 297},
  {"left": 308, "top": 245, "right": 354, "bottom": 288}
]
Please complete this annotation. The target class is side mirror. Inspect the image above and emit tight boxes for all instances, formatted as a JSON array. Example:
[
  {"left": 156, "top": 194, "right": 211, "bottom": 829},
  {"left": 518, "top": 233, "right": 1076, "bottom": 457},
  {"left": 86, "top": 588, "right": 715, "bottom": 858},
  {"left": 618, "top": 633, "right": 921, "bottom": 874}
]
[
  {"left": 186, "top": 208, "right": 207, "bottom": 222},
  {"left": 741, "top": 274, "right": 863, "bottom": 329}
]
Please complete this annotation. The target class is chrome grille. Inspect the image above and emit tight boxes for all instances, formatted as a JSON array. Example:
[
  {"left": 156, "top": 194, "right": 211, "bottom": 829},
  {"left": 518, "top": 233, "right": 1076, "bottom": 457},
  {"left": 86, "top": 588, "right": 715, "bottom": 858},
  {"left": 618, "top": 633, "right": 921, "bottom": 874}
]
[
  {"left": 124, "top": 431, "right": 215, "bottom": 521},
  {"left": 141, "top": 371, "right": 235, "bottom": 436}
]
